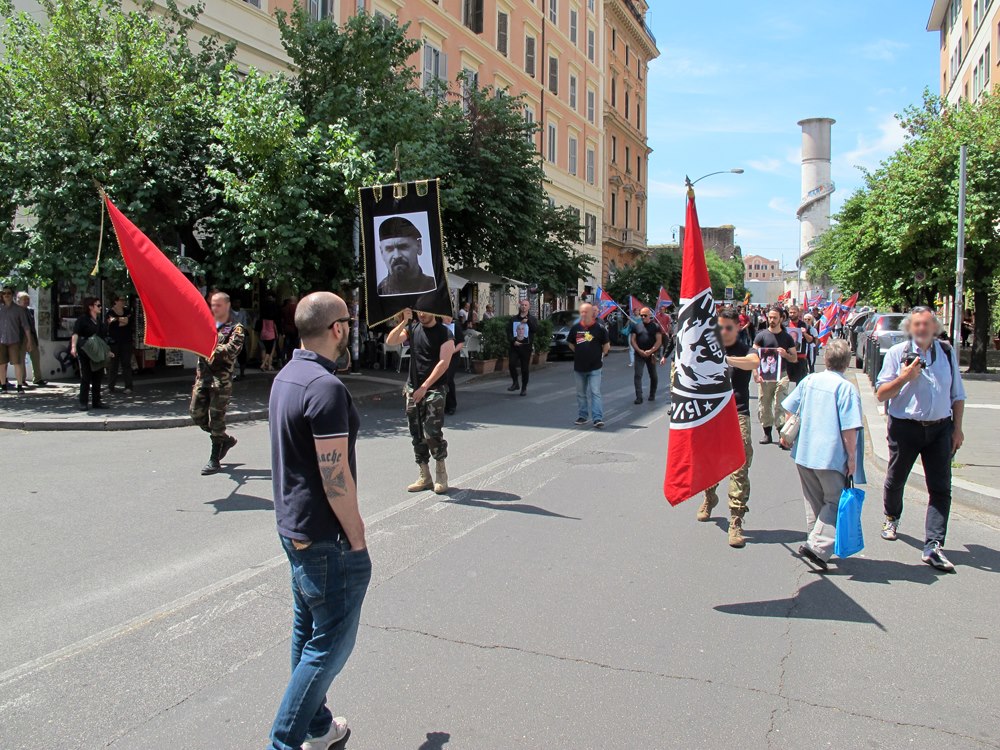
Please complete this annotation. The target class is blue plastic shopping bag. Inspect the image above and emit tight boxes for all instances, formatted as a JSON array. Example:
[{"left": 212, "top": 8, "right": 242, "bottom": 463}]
[{"left": 835, "top": 478, "right": 865, "bottom": 558}]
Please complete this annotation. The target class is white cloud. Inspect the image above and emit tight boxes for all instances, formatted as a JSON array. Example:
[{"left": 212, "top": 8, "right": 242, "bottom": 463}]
[
  {"left": 856, "top": 39, "right": 909, "bottom": 63},
  {"left": 649, "top": 48, "right": 723, "bottom": 80},
  {"left": 647, "top": 180, "right": 739, "bottom": 200},
  {"left": 838, "top": 114, "right": 907, "bottom": 174},
  {"left": 748, "top": 157, "right": 785, "bottom": 174}
]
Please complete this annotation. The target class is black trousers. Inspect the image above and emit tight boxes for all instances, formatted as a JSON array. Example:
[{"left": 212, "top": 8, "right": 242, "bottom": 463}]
[
  {"left": 884, "top": 416, "right": 954, "bottom": 546},
  {"left": 509, "top": 344, "right": 531, "bottom": 388},
  {"left": 107, "top": 340, "right": 133, "bottom": 390},
  {"left": 445, "top": 361, "right": 459, "bottom": 412},
  {"left": 634, "top": 354, "right": 658, "bottom": 398},
  {"left": 79, "top": 356, "right": 103, "bottom": 407}
]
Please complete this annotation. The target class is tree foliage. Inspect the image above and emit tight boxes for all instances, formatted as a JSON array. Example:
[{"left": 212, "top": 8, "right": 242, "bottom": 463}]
[
  {"left": 808, "top": 91, "right": 1000, "bottom": 371},
  {"left": 606, "top": 250, "right": 681, "bottom": 306}
]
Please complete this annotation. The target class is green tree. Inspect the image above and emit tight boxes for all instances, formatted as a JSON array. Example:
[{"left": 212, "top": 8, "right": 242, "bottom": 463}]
[
  {"left": 0, "top": 0, "right": 233, "bottom": 287},
  {"left": 606, "top": 250, "right": 681, "bottom": 306}
]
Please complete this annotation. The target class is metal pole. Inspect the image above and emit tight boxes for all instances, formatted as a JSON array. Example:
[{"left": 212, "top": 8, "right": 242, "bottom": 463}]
[
  {"left": 351, "top": 209, "right": 361, "bottom": 373},
  {"left": 953, "top": 145, "right": 967, "bottom": 345}
]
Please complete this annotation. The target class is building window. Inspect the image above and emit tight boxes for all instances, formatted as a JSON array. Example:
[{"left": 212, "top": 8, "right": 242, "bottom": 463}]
[
  {"left": 524, "top": 106, "right": 536, "bottom": 142},
  {"left": 584, "top": 212, "right": 597, "bottom": 245},
  {"left": 461, "top": 68, "right": 479, "bottom": 111},
  {"left": 636, "top": 155, "right": 641, "bottom": 181},
  {"left": 497, "top": 12, "right": 508, "bottom": 55},
  {"left": 625, "top": 91, "right": 630, "bottom": 120},
  {"left": 547, "top": 122, "right": 557, "bottom": 162},
  {"left": 637, "top": 57, "right": 643, "bottom": 80},
  {"left": 462, "top": 0, "right": 484, "bottom": 33},
  {"left": 624, "top": 200, "right": 630, "bottom": 229},
  {"left": 611, "top": 77, "right": 616, "bottom": 107},
  {"left": 625, "top": 145, "right": 630, "bottom": 172},
  {"left": 587, "top": 0, "right": 594, "bottom": 11},
  {"left": 422, "top": 43, "right": 447, "bottom": 97},
  {"left": 636, "top": 205, "right": 642, "bottom": 231},
  {"left": 586, "top": 147, "right": 595, "bottom": 184},
  {"left": 569, "top": 8, "right": 578, "bottom": 44},
  {"left": 625, "top": 45, "right": 629, "bottom": 66},
  {"left": 611, "top": 28, "right": 616, "bottom": 51},
  {"left": 308, "top": 0, "right": 331, "bottom": 21},
  {"left": 548, "top": 0, "right": 557, "bottom": 25},
  {"left": 586, "top": 88, "right": 595, "bottom": 123},
  {"left": 587, "top": 27, "right": 595, "bottom": 62},
  {"left": 636, "top": 97, "right": 642, "bottom": 129},
  {"left": 569, "top": 74, "right": 577, "bottom": 109},
  {"left": 525, "top": 36, "right": 536, "bottom": 77},
  {"left": 610, "top": 192, "right": 617, "bottom": 226},
  {"left": 611, "top": 135, "right": 616, "bottom": 163},
  {"left": 548, "top": 55, "right": 559, "bottom": 95},
  {"left": 568, "top": 136, "right": 578, "bottom": 176}
]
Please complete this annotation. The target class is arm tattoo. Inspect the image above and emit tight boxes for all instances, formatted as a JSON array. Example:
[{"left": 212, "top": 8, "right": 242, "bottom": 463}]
[{"left": 317, "top": 449, "right": 347, "bottom": 498}]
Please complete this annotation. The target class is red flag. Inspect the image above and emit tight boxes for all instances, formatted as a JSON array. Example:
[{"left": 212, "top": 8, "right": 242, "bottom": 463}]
[
  {"left": 817, "top": 296, "right": 842, "bottom": 344},
  {"left": 105, "top": 197, "right": 217, "bottom": 358},
  {"left": 594, "top": 286, "right": 618, "bottom": 320},
  {"left": 655, "top": 288, "right": 673, "bottom": 333},
  {"left": 664, "top": 191, "right": 746, "bottom": 506},
  {"left": 629, "top": 295, "right": 649, "bottom": 317}
]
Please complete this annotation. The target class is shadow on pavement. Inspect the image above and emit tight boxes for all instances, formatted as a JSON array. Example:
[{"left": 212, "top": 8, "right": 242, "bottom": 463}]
[
  {"left": 203, "top": 465, "right": 274, "bottom": 514},
  {"left": 714, "top": 575, "right": 887, "bottom": 631},
  {"left": 947, "top": 543, "right": 1000, "bottom": 573},
  {"left": 447, "top": 489, "right": 581, "bottom": 520},
  {"left": 418, "top": 731, "right": 451, "bottom": 750}
]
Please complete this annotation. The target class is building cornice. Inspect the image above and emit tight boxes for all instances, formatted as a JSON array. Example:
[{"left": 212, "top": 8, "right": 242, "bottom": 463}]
[{"left": 605, "top": 0, "right": 659, "bottom": 58}]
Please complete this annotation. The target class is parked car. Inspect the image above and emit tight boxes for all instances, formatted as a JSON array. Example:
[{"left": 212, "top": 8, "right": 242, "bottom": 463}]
[
  {"left": 859, "top": 313, "right": 907, "bottom": 374},
  {"left": 847, "top": 310, "right": 875, "bottom": 353},
  {"left": 548, "top": 310, "right": 578, "bottom": 359}
]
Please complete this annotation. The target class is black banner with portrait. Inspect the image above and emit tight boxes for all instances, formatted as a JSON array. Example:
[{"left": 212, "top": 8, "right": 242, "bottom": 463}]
[{"left": 360, "top": 179, "right": 453, "bottom": 327}]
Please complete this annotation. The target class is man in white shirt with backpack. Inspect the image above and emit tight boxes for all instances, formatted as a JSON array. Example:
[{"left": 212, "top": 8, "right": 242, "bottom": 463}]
[{"left": 876, "top": 307, "right": 966, "bottom": 572}]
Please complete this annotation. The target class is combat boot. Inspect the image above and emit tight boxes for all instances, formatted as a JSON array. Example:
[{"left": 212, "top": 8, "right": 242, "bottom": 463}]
[
  {"left": 201, "top": 441, "right": 222, "bottom": 475},
  {"left": 218, "top": 435, "right": 238, "bottom": 462},
  {"left": 728, "top": 513, "right": 746, "bottom": 548},
  {"left": 407, "top": 463, "right": 433, "bottom": 492},
  {"left": 433, "top": 459, "right": 449, "bottom": 495},
  {"left": 696, "top": 488, "right": 719, "bottom": 522}
]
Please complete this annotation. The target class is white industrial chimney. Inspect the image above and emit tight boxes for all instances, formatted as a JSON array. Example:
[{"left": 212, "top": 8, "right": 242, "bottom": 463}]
[{"left": 796, "top": 118, "right": 835, "bottom": 293}]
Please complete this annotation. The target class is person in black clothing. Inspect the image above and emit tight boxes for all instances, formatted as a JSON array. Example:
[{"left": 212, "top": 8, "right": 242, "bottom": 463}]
[
  {"left": 385, "top": 308, "right": 456, "bottom": 494},
  {"left": 786, "top": 304, "right": 813, "bottom": 385},
  {"left": 630, "top": 308, "right": 662, "bottom": 404},
  {"left": 443, "top": 315, "right": 465, "bottom": 415},
  {"left": 697, "top": 307, "right": 760, "bottom": 547},
  {"left": 106, "top": 295, "right": 134, "bottom": 394},
  {"left": 70, "top": 297, "right": 109, "bottom": 410},
  {"left": 508, "top": 299, "right": 537, "bottom": 395},
  {"left": 568, "top": 303, "right": 611, "bottom": 428},
  {"left": 753, "top": 306, "right": 798, "bottom": 445}
]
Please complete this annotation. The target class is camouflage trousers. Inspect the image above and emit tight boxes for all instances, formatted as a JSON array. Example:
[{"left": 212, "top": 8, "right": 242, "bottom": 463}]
[
  {"left": 405, "top": 385, "right": 448, "bottom": 464},
  {"left": 706, "top": 413, "right": 753, "bottom": 513},
  {"left": 190, "top": 376, "right": 232, "bottom": 441}
]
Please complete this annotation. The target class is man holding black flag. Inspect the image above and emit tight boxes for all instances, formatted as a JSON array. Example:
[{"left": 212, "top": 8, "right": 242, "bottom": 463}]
[
  {"left": 508, "top": 299, "right": 537, "bottom": 396},
  {"left": 386, "top": 307, "right": 455, "bottom": 494}
]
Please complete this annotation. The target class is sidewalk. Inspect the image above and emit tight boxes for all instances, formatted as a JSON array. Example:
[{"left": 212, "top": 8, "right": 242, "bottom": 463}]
[
  {"left": 0, "top": 367, "right": 481, "bottom": 431},
  {"left": 855, "top": 372, "right": 1000, "bottom": 515}
]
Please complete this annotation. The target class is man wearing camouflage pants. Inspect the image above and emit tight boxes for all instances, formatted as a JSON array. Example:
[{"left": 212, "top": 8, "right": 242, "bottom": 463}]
[
  {"left": 191, "top": 292, "right": 245, "bottom": 475},
  {"left": 385, "top": 307, "right": 455, "bottom": 495},
  {"left": 697, "top": 308, "right": 760, "bottom": 547}
]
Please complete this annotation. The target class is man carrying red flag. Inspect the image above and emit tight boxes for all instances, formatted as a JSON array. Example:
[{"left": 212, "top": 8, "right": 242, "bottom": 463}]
[
  {"left": 664, "top": 188, "right": 745, "bottom": 507},
  {"left": 191, "top": 292, "right": 246, "bottom": 475}
]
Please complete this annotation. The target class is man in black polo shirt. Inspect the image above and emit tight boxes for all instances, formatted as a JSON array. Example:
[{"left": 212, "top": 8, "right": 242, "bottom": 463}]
[
  {"left": 386, "top": 307, "right": 456, "bottom": 494},
  {"left": 630, "top": 307, "right": 662, "bottom": 405},
  {"left": 267, "top": 292, "right": 371, "bottom": 750},
  {"left": 753, "top": 305, "right": 798, "bottom": 445},
  {"left": 697, "top": 307, "right": 760, "bottom": 547}
]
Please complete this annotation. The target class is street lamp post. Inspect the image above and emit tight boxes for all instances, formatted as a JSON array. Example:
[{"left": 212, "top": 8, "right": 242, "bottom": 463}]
[{"left": 685, "top": 168, "right": 744, "bottom": 189}]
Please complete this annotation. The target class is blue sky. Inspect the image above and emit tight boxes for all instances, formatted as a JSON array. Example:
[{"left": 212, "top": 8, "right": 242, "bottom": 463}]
[{"left": 643, "top": 1, "right": 939, "bottom": 268}]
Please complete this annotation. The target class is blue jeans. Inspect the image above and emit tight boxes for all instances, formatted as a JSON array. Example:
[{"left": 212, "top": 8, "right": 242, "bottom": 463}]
[
  {"left": 574, "top": 369, "right": 604, "bottom": 422},
  {"left": 269, "top": 535, "right": 372, "bottom": 750}
]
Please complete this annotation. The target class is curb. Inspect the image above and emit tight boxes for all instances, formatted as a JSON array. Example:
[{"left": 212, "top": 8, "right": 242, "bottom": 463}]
[{"left": 853, "top": 373, "right": 999, "bottom": 519}]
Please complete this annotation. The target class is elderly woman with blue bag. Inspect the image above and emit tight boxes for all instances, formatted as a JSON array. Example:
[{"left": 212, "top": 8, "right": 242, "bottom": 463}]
[{"left": 780, "top": 339, "right": 866, "bottom": 570}]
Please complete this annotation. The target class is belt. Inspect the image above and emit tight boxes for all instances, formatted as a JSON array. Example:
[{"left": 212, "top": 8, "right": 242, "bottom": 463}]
[{"left": 895, "top": 416, "right": 951, "bottom": 428}]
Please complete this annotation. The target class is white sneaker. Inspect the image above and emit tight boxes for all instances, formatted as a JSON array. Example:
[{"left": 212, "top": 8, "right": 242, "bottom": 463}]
[{"left": 302, "top": 717, "right": 349, "bottom": 749}]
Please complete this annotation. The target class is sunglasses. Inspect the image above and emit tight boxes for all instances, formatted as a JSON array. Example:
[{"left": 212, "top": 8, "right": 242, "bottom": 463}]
[
  {"left": 328, "top": 317, "right": 353, "bottom": 329},
  {"left": 640, "top": 314, "right": 651, "bottom": 318}
]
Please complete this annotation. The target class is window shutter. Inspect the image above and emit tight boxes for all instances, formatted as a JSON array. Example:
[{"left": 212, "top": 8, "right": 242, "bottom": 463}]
[
  {"left": 526, "top": 37, "right": 536, "bottom": 76},
  {"left": 475, "top": 0, "right": 484, "bottom": 33},
  {"left": 497, "top": 12, "right": 508, "bottom": 55},
  {"left": 423, "top": 44, "right": 433, "bottom": 89}
]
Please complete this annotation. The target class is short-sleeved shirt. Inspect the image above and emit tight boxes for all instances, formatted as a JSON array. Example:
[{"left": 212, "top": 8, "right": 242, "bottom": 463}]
[
  {"left": 569, "top": 321, "right": 609, "bottom": 372},
  {"left": 72, "top": 314, "right": 103, "bottom": 342},
  {"left": 782, "top": 370, "right": 864, "bottom": 476},
  {"left": 785, "top": 319, "right": 810, "bottom": 382},
  {"left": 632, "top": 321, "right": 661, "bottom": 351},
  {"left": 269, "top": 349, "right": 360, "bottom": 542},
  {"left": 106, "top": 307, "right": 134, "bottom": 345},
  {"left": 726, "top": 339, "right": 753, "bottom": 415},
  {"left": 407, "top": 320, "right": 453, "bottom": 389},
  {"left": 876, "top": 340, "right": 966, "bottom": 422},
  {"left": 753, "top": 328, "right": 796, "bottom": 380}
]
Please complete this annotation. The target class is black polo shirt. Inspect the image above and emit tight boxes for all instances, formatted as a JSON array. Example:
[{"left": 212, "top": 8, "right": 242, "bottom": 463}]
[
  {"left": 632, "top": 320, "right": 661, "bottom": 351},
  {"left": 269, "top": 349, "right": 360, "bottom": 542}
]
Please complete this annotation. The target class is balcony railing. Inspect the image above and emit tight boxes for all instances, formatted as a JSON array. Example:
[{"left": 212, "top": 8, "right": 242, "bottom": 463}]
[{"left": 622, "top": 0, "right": 656, "bottom": 45}]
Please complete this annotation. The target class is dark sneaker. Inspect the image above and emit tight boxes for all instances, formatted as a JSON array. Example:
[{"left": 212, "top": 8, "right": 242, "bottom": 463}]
[
  {"left": 634, "top": 397, "right": 643, "bottom": 405},
  {"left": 574, "top": 417, "right": 588, "bottom": 425},
  {"left": 520, "top": 389, "right": 527, "bottom": 397},
  {"left": 78, "top": 404, "right": 89, "bottom": 411},
  {"left": 797, "top": 544, "right": 828, "bottom": 571},
  {"left": 92, "top": 403, "right": 110, "bottom": 409},
  {"left": 593, "top": 420, "right": 605, "bottom": 429},
  {"left": 922, "top": 542, "right": 956, "bottom": 572},
  {"left": 648, "top": 393, "right": 656, "bottom": 401},
  {"left": 16, "top": 384, "right": 25, "bottom": 394},
  {"left": 507, "top": 384, "right": 520, "bottom": 392},
  {"left": 881, "top": 517, "right": 898, "bottom": 541},
  {"left": 201, "top": 460, "right": 221, "bottom": 475}
]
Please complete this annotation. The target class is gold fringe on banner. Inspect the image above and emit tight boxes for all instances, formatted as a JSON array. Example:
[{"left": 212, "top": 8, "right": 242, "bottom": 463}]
[{"left": 90, "top": 198, "right": 106, "bottom": 277}]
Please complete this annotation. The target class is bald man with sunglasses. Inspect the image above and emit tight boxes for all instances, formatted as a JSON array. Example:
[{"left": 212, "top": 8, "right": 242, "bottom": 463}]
[{"left": 630, "top": 308, "right": 662, "bottom": 405}]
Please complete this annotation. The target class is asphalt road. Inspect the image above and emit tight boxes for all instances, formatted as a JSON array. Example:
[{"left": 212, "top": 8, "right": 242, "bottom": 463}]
[{"left": 2, "top": 357, "right": 999, "bottom": 750}]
